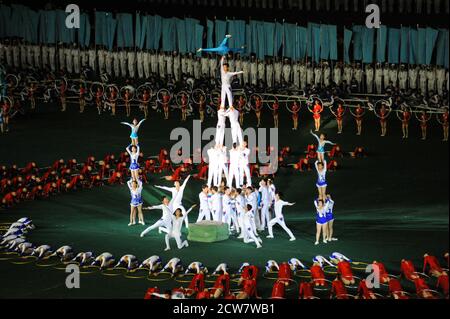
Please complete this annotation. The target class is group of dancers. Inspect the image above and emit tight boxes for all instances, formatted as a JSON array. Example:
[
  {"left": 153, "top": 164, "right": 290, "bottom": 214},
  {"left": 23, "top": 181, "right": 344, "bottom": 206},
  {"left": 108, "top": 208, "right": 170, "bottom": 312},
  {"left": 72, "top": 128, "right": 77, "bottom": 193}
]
[{"left": 192, "top": 54, "right": 298, "bottom": 249}]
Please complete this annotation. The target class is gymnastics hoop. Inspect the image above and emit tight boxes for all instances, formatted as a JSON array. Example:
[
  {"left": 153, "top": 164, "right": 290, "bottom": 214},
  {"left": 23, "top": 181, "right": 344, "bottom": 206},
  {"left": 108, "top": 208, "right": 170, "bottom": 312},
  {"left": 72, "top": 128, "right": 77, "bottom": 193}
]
[
  {"left": 176, "top": 90, "right": 190, "bottom": 107},
  {"left": 276, "top": 278, "right": 298, "bottom": 292},
  {"left": 285, "top": 96, "right": 302, "bottom": 113},
  {"left": 1, "top": 96, "right": 13, "bottom": 115},
  {"left": 174, "top": 272, "right": 197, "bottom": 283},
  {"left": 417, "top": 289, "right": 443, "bottom": 299},
  {"left": 89, "top": 82, "right": 104, "bottom": 97},
  {"left": 312, "top": 278, "right": 333, "bottom": 292},
  {"left": 124, "top": 268, "right": 149, "bottom": 279},
  {"left": 35, "top": 256, "right": 62, "bottom": 267},
  {"left": 263, "top": 95, "right": 279, "bottom": 110},
  {"left": 307, "top": 95, "right": 324, "bottom": 114},
  {"left": 209, "top": 89, "right": 221, "bottom": 106},
  {"left": 101, "top": 266, "right": 128, "bottom": 277},
  {"left": 136, "top": 84, "right": 152, "bottom": 103},
  {"left": 0, "top": 251, "right": 19, "bottom": 261},
  {"left": 119, "top": 85, "right": 136, "bottom": 101},
  {"left": 54, "top": 260, "right": 80, "bottom": 270},
  {"left": 54, "top": 77, "right": 68, "bottom": 94},
  {"left": 78, "top": 264, "right": 100, "bottom": 274},
  {"left": 396, "top": 104, "right": 412, "bottom": 122},
  {"left": 349, "top": 104, "right": 367, "bottom": 118},
  {"left": 350, "top": 261, "right": 370, "bottom": 271},
  {"left": 329, "top": 98, "right": 347, "bottom": 118},
  {"left": 156, "top": 88, "right": 171, "bottom": 104},
  {"left": 205, "top": 273, "right": 221, "bottom": 284},
  {"left": 414, "top": 109, "right": 432, "bottom": 123},
  {"left": 373, "top": 100, "right": 392, "bottom": 119},
  {"left": 323, "top": 265, "right": 338, "bottom": 275},
  {"left": 147, "top": 271, "right": 173, "bottom": 282},
  {"left": 342, "top": 276, "right": 362, "bottom": 290},
  {"left": 249, "top": 93, "right": 263, "bottom": 111},
  {"left": 104, "top": 84, "right": 119, "bottom": 102},
  {"left": 332, "top": 293, "right": 357, "bottom": 300},
  {"left": 233, "top": 91, "right": 249, "bottom": 111},
  {"left": 10, "top": 255, "right": 38, "bottom": 265},
  {"left": 294, "top": 269, "right": 311, "bottom": 279},
  {"left": 436, "top": 107, "right": 449, "bottom": 125},
  {"left": 5, "top": 74, "right": 19, "bottom": 89},
  {"left": 379, "top": 274, "right": 400, "bottom": 287},
  {"left": 191, "top": 88, "right": 206, "bottom": 105},
  {"left": 262, "top": 271, "right": 279, "bottom": 280}
]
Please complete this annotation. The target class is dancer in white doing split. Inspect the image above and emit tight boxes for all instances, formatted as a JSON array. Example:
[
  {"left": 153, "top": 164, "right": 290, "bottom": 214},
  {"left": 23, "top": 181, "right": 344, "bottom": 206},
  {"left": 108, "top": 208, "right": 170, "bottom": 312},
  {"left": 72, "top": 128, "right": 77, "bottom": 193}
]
[
  {"left": 140, "top": 197, "right": 172, "bottom": 237},
  {"left": 155, "top": 175, "right": 191, "bottom": 228}
]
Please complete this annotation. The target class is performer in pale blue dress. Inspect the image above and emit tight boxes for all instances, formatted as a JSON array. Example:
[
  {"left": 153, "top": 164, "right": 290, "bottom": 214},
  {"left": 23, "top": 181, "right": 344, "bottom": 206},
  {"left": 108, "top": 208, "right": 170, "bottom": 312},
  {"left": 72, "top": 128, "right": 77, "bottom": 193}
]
[
  {"left": 127, "top": 178, "right": 144, "bottom": 226},
  {"left": 121, "top": 118, "right": 145, "bottom": 146},
  {"left": 126, "top": 143, "right": 141, "bottom": 181},
  {"left": 310, "top": 130, "right": 335, "bottom": 162}
]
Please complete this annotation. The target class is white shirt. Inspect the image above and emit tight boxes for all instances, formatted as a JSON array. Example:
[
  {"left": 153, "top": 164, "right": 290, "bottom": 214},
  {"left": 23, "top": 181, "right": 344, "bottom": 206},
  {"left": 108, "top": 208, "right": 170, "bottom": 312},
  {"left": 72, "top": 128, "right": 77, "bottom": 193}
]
[
  {"left": 221, "top": 57, "right": 243, "bottom": 87},
  {"left": 274, "top": 199, "right": 293, "bottom": 219},
  {"left": 239, "top": 148, "right": 250, "bottom": 166},
  {"left": 199, "top": 192, "right": 210, "bottom": 211},
  {"left": 229, "top": 148, "right": 240, "bottom": 168}
]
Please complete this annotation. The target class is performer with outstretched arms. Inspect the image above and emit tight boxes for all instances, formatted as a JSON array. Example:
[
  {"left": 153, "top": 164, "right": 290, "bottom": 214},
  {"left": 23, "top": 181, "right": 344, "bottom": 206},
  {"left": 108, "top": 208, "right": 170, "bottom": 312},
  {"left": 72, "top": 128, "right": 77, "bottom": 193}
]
[
  {"left": 219, "top": 55, "right": 244, "bottom": 109},
  {"left": 121, "top": 118, "right": 145, "bottom": 146},
  {"left": 140, "top": 197, "right": 172, "bottom": 237},
  {"left": 310, "top": 130, "right": 335, "bottom": 163}
]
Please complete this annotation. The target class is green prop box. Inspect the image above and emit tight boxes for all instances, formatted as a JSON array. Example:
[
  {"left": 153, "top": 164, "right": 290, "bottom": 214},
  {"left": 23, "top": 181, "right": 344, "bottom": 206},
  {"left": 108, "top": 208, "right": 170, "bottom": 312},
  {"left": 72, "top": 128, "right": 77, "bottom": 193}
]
[{"left": 188, "top": 221, "right": 229, "bottom": 243}]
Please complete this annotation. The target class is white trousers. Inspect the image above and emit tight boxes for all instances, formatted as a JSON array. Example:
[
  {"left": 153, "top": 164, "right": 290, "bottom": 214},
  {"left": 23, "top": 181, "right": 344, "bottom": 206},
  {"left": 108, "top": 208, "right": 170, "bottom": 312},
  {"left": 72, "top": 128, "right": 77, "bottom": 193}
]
[
  {"left": 228, "top": 165, "right": 240, "bottom": 188},
  {"left": 215, "top": 124, "right": 225, "bottom": 146},
  {"left": 221, "top": 85, "right": 233, "bottom": 108},
  {"left": 197, "top": 208, "right": 211, "bottom": 222},
  {"left": 260, "top": 202, "right": 271, "bottom": 229},
  {"left": 268, "top": 217, "right": 295, "bottom": 239},
  {"left": 165, "top": 233, "right": 188, "bottom": 250},
  {"left": 141, "top": 219, "right": 171, "bottom": 237},
  {"left": 231, "top": 124, "right": 243, "bottom": 145},
  {"left": 239, "top": 164, "right": 252, "bottom": 187},
  {"left": 216, "top": 163, "right": 228, "bottom": 186}
]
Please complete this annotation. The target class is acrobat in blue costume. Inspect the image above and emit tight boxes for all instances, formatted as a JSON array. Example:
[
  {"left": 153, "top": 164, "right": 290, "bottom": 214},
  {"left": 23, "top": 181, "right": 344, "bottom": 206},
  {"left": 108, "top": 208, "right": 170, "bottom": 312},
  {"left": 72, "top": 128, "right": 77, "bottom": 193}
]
[{"left": 197, "top": 35, "right": 244, "bottom": 56}]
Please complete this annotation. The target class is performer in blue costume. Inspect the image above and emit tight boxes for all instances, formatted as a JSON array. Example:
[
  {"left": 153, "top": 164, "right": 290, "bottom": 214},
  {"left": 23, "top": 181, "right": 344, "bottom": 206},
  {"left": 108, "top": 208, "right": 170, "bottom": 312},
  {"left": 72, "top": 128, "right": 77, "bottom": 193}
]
[{"left": 197, "top": 35, "right": 245, "bottom": 56}]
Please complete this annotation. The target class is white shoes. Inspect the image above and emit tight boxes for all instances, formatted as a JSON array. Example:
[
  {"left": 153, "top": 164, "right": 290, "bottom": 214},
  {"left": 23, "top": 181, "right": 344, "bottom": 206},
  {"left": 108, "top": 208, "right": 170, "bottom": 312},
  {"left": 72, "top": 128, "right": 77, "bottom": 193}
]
[
  {"left": 164, "top": 247, "right": 170, "bottom": 251},
  {"left": 139, "top": 221, "right": 145, "bottom": 225},
  {"left": 128, "top": 222, "right": 136, "bottom": 226},
  {"left": 289, "top": 237, "right": 296, "bottom": 242},
  {"left": 266, "top": 235, "right": 274, "bottom": 239},
  {"left": 314, "top": 241, "right": 319, "bottom": 245}
]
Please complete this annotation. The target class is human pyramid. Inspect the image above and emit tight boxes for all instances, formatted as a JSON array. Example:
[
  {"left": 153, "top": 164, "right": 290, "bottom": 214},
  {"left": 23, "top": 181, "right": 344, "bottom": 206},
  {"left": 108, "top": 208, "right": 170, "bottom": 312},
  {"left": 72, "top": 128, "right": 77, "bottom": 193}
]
[{"left": 120, "top": 35, "right": 340, "bottom": 252}]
